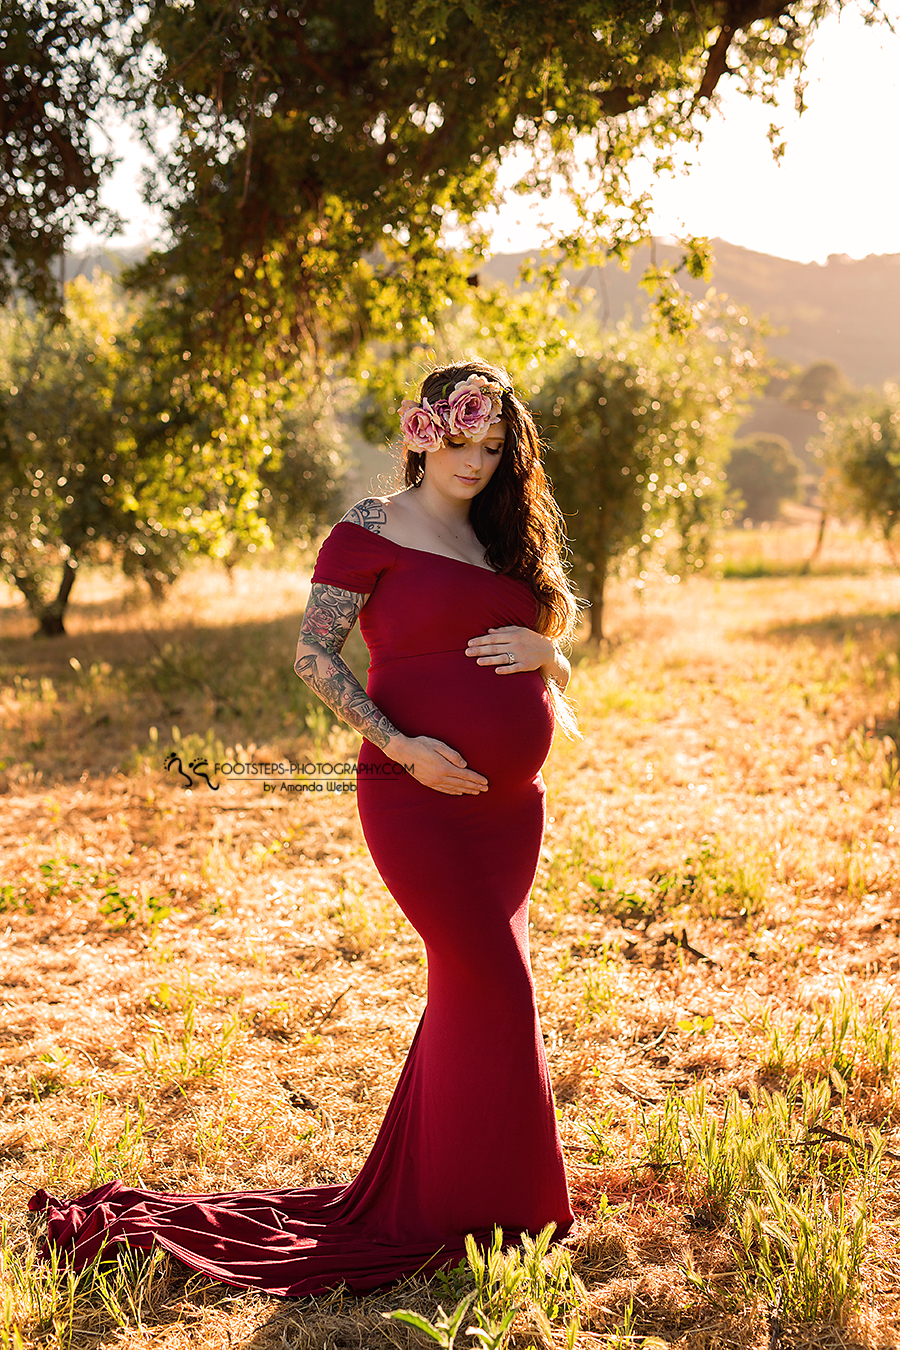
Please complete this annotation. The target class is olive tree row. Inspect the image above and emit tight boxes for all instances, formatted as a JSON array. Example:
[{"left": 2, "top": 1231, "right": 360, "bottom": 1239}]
[{"left": 0, "top": 277, "right": 343, "bottom": 635}]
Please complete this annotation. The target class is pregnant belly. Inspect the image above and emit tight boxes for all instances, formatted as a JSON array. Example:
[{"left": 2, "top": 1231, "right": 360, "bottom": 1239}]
[{"left": 366, "top": 650, "right": 554, "bottom": 790}]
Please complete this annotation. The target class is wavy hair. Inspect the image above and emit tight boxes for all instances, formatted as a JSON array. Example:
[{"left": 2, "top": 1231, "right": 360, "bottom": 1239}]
[{"left": 403, "top": 359, "right": 581, "bottom": 644}]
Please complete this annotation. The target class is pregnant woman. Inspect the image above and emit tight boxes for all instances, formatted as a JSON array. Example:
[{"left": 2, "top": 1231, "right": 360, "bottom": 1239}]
[{"left": 29, "top": 360, "right": 580, "bottom": 1297}]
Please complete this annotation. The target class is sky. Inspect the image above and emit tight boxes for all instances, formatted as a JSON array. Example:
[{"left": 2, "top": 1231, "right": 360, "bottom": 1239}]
[{"left": 80, "top": 6, "right": 900, "bottom": 266}]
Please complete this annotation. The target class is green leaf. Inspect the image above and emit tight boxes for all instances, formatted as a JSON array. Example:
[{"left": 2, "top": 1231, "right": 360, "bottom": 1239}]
[{"left": 387, "top": 1310, "right": 448, "bottom": 1341}]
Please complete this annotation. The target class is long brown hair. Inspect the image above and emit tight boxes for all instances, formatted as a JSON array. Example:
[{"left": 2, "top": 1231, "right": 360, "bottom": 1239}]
[{"left": 403, "top": 360, "right": 581, "bottom": 643}]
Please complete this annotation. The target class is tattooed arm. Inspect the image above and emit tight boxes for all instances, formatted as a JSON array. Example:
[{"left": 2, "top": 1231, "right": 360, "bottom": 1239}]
[
  {"left": 294, "top": 501, "right": 392, "bottom": 743},
  {"left": 294, "top": 584, "right": 398, "bottom": 749},
  {"left": 294, "top": 580, "right": 489, "bottom": 796}
]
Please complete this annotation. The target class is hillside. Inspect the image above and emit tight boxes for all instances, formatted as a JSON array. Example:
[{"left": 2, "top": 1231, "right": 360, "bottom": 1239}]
[
  {"left": 484, "top": 240, "right": 900, "bottom": 389},
  {"left": 69, "top": 239, "right": 900, "bottom": 391},
  {"left": 64, "top": 245, "right": 146, "bottom": 282},
  {"left": 69, "top": 238, "right": 900, "bottom": 390},
  {"left": 483, "top": 239, "right": 900, "bottom": 469}
]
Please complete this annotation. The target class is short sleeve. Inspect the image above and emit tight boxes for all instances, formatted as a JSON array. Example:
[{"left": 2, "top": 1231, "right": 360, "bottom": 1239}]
[{"left": 310, "top": 522, "right": 399, "bottom": 595}]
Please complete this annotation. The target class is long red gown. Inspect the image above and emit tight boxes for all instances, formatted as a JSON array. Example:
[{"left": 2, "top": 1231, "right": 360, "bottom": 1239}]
[{"left": 29, "top": 522, "right": 573, "bottom": 1296}]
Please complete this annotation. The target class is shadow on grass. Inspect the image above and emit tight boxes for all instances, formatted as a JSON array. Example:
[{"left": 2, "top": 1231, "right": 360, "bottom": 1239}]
[
  {"left": 0, "top": 609, "right": 370, "bottom": 783},
  {"left": 237, "top": 1272, "right": 457, "bottom": 1350},
  {"left": 745, "top": 609, "right": 900, "bottom": 650},
  {"left": 720, "top": 559, "right": 890, "bottom": 580}
]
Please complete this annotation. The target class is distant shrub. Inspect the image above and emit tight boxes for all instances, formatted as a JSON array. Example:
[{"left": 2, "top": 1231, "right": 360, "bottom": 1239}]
[
  {"left": 784, "top": 361, "right": 853, "bottom": 411},
  {"left": 727, "top": 434, "right": 802, "bottom": 522},
  {"left": 824, "top": 385, "right": 900, "bottom": 552}
]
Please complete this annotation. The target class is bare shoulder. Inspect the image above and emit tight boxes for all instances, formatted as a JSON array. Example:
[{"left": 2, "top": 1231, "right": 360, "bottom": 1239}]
[{"left": 339, "top": 496, "right": 396, "bottom": 534}]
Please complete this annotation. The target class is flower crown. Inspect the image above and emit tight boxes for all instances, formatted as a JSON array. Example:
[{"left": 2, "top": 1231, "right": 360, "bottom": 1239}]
[{"left": 398, "top": 375, "right": 507, "bottom": 454}]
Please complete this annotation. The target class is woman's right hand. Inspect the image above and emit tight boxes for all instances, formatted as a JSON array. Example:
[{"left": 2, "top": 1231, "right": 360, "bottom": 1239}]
[{"left": 388, "top": 735, "right": 489, "bottom": 795}]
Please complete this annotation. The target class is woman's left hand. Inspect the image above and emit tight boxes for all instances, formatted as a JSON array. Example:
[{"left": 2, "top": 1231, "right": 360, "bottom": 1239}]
[{"left": 465, "top": 626, "right": 555, "bottom": 675}]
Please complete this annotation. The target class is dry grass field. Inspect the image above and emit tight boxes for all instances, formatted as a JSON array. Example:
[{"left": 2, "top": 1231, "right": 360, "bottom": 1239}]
[{"left": 2, "top": 520, "right": 900, "bottom": 1350}]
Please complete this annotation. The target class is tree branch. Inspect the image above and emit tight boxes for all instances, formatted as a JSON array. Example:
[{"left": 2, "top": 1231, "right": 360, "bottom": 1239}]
[{"left": 697, "top": 0, "right": 807, "bottom": 103}]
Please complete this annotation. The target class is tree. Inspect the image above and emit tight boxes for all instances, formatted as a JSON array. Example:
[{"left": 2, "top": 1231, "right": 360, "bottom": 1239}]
[
  {"left": 119, "top": 280, "right": 346, "bottom": 570},
  {"left": 536, "top": 347, "right": 661, "bottom": 641},
  {"left": 781, "top": 360, "right": 861, "bottom": 567},
  {"left": 357, "top": 283, "right": 577, "bottom": 449},
  {"left": 0, "top": 0, "right": 125, "bottom": 312},
  {"left": 784, "top": 361, "right": 853, "bottom": 412},
  {"left": 534, "top": 303, "right": 767, "bottom": 638},
  {"left": 0, "top": 277, "right": 136, "bottom": 634},
  {"left": 726, "top": 433, "right": 802, "bottom": 521},
  {"left": 0, "top": 275, "right": 345, "bottom": 634},
  {"left": 251, "top": 389, "right": 346, "bottom": 562},
  {"left": 3, "top": 3, "right": 874, "bottom": 343},
  {"left": 118, "top": 0, "right": 861, "bottom": 371},
  {"left": 824, "top": 386, "right": 900, "bottom": 557}
]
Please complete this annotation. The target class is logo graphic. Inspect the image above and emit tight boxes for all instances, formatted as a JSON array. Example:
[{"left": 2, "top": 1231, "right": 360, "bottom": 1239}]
[
  {"left": 164, "top": 752, "right": 193, "bottom": 788},
  {"left": 189, "top": 757, "right": 219, "bottom": 790},
  {"left": 162, "top": 752, "right": 412, "bottom": 793},
  {"left": 164, "top": 754, "right": 220, "bottom": 790}
]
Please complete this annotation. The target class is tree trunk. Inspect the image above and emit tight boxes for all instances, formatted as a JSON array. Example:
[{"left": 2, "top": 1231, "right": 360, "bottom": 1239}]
[
  {"left": 11, "top": 568, "right": 46, "bottom": 623},
  {"left": 589, "top": 553, "right": 608, "bottom": 641},
  {"left": 37, "top": 557, "right": 78, "bottom": 636},
  {"left": 802, "top": 510, "right": 827, "bottom": 574}
]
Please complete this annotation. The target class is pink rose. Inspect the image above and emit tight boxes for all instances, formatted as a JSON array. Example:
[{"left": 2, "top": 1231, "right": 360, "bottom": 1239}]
[
  {"left": 305, "top": 608, "right": 332, "bottom": 641},
  {"left": 399, "top": 398, "right": 443, "bottom": 453},
  {"left": 446, "top": 376, "right": 503, "bottom": 439},
  {"left": 429, "top": 397, "right": 451, "bottom": 426}
]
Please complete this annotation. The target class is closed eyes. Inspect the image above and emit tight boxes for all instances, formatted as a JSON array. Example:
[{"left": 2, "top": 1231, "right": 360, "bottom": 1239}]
[{"left": 445, "top": 439, "right": 503, "bottom": 455}]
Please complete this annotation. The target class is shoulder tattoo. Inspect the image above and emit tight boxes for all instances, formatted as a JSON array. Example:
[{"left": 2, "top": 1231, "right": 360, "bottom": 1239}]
[{"left": 341, "top": 498, "right": 388, "bottom": 534}]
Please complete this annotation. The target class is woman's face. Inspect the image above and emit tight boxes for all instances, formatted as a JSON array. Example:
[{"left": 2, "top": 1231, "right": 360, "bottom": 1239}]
[{"left": 421, "top": 420, "right": 507, "bottom": 502}]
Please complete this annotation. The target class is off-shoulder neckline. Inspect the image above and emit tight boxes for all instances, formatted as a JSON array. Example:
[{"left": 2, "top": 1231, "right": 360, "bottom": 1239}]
[{"left": 336, "top": 519, "right": 511, "bottom": 578}]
